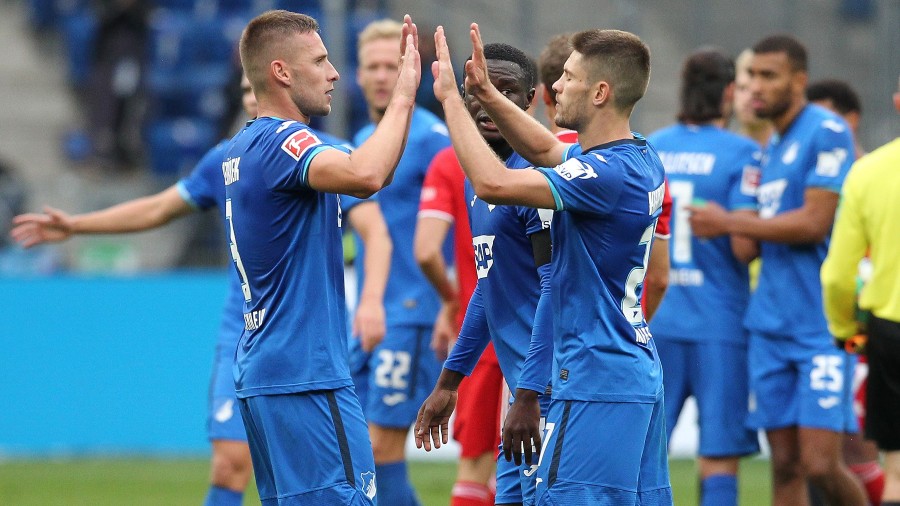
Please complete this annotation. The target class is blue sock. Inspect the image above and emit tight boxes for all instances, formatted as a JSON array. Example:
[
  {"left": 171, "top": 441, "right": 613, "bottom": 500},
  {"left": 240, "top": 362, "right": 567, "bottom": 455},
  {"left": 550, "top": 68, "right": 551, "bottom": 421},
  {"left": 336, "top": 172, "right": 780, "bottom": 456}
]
[
  {"left": 203, "top": 485, "right": 243, "bottom": 506},
  {"left": 701, "top": 474, "right": 737, "bottom": 506},
  {"left": 375, "top": 461, "right": 420, "bottom": 506}
]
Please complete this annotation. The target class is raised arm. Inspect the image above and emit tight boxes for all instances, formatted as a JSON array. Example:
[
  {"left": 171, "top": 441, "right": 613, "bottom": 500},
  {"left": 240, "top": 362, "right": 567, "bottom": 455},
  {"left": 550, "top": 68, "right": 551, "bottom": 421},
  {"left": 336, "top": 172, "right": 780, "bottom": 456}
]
[
  {"left": 464, "top": 23, "right": 567, "bottom": 167},
  {"left": 306, "top": 16, "right": 421, "bottom": 197},
  {"left": 11, "top": 185, "right": 193, "bottom": 248},
  {"left": 346, "top": 200, "right": 392, "bottom": 352},
  {"left": 432, "top": 26, "right": 555, "bottom": 209}
]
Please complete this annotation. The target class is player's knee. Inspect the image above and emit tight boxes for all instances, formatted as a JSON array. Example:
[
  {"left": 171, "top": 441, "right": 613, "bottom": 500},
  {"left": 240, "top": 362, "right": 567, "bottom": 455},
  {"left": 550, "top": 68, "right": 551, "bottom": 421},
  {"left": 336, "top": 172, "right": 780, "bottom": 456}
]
[
  {"left": 770, "top": 453, "right": 803, "bottom": 484},
  {"left": 801, "top": 454, "right": 839, "bottom": 483}
]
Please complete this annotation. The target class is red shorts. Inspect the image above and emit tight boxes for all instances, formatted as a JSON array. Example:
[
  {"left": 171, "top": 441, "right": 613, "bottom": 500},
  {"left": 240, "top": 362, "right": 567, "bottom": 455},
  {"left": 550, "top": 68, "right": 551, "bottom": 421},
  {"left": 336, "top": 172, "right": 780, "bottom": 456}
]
[{"left": 453, "top": 342, "right": 504, "bottom": 458}]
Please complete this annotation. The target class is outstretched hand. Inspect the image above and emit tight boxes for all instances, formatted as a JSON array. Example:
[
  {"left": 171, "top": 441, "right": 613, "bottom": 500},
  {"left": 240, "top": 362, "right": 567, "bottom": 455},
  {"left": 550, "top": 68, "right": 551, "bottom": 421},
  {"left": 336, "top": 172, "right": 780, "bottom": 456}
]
[
  {"left": 395, "top": 14, "right": 421, "bottom": 103},
  {"left": 431, "top": 26, "right": 460, "bottom": 104},
  {"left": 10, "top": 206, "right": 74, "bottom": 248},
  {"left": 414, "top": 387, "right": 457, "bottom": 451},
  {"left": 463, "top": 23, "right": 492, "bottom": 98}
]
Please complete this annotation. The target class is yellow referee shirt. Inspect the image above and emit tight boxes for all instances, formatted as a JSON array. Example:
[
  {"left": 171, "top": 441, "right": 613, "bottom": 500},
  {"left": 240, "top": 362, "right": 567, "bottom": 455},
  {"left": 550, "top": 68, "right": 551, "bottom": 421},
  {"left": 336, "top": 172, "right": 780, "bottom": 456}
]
[{"left": 822, "top": 138, "right": 900, "bottom": 338}]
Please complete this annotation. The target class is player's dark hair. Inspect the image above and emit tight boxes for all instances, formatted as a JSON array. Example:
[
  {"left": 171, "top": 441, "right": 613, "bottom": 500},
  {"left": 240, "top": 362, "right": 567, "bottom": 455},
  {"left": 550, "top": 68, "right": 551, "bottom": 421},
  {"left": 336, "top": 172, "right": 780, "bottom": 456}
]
[
  {"left": 240, "top": 10, "right": 319, "bottom": 93},
  {"left": 538, "top": 33, "right": 573, "bottom": 102},
  {"left": 752, "top": 34, "right": 807, "bottom": 72},
  {"left": 570, "top": 29, "right": 650, "bottom": 113},
  {"left": 677, "top": 48, "right": 735, "bottom": 124},
  {"left": 807, "top": 79, "right": 862, "bottom": 115},
  {"left": 480, "top": 42, "right": 537, "bottom": 89}
]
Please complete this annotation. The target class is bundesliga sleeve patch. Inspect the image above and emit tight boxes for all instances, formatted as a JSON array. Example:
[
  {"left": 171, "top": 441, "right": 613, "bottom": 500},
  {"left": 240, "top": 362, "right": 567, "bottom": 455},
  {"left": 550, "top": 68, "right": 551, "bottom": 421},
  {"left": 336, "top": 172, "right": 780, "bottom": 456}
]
[
  {"left": 740, "top": 166, "right": 761, "bottom": 195},
  {"left": 281, "top": 129, "right": 321, "bottom": 161}
]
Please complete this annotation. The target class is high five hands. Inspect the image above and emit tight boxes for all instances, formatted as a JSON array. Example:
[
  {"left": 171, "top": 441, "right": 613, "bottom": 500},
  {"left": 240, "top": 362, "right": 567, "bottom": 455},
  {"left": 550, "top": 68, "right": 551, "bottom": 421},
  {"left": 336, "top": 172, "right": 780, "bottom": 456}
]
[{"left": 432, "top": 23, "right": 496, "bottom": 104}]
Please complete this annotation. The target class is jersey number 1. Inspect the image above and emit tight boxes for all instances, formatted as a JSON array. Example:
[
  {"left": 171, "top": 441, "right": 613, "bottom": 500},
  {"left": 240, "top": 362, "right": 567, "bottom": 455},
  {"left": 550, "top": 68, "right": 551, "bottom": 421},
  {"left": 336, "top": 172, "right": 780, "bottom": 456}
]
[{"left": 225, "top": 199, "right": 252, "bottom": 302}]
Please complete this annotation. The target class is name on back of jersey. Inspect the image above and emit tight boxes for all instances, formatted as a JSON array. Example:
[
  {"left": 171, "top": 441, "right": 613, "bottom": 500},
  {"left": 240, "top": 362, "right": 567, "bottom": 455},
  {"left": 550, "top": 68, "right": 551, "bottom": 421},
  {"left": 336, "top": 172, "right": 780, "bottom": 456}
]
[
  {"left": 648, "top": 183, "right": 665, "bottom": 215},
  {"left": 244, "top": 308, "right": 267, "bottom": 331},
  {"left": 658, "top": 152, "right": 714, "bottom": 175},
  {"left": 223, "top": 157, "right": 240, "bottom": 185}
]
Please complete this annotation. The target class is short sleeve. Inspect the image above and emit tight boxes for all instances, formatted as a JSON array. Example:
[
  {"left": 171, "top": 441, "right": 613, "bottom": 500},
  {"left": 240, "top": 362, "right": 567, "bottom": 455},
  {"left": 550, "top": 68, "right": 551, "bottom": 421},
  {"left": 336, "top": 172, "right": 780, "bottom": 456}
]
[
  {"left": 177, "top": 143, "right": 226, "bottom": 210},
  {"left": 418, "top": 149, "right": 459, "bottom": 223},
  {"left": 269, "top": 126, "right": 351, "bottom": 191},
  {"left": 804, "top": 118, "right": 855, "bottom": 193},
  {"left": 654, "top": 182, "right": 672, "bottom": 238},
  {"left": 537, "top": 154, "right": 624, "bottom": 215}
]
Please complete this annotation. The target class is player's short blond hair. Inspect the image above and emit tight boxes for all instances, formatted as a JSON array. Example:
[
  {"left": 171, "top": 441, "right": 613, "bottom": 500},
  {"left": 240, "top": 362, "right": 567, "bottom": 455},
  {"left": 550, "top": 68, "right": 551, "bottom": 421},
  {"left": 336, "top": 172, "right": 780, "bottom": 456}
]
[
  {"left": 357, "top": 19, "right": 402, "bottom": 62},
  {"left": 240, "top": 10, "right": 319, "bottom": 94},
  {"left": 735, "top": 48, "right": 754, "bottom": 82}
]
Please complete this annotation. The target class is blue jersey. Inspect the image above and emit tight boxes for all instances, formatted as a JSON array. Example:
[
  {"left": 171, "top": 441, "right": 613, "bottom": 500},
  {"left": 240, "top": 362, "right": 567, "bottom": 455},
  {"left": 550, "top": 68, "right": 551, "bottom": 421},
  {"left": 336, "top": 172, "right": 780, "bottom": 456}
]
[
  {"left": 538, "top": 137, "right": 666, "bottom": 403},
  {"left": 444, "top": 152, "right": 553, "bottom": 397},
  {"left": 223, "top": 117, "right": 353, "bottom": 398},
  {"left": 746, "top": 104, "right": 854, "bottom": 337},
  {"left": 177, "top": 130, "right": 354, "bottom": 357},
  {"left": 350, "top": 108, "right": 451, "bottom": 327},
  {"left": 648, "top": 124, "right": 760, "bottom": 343}
]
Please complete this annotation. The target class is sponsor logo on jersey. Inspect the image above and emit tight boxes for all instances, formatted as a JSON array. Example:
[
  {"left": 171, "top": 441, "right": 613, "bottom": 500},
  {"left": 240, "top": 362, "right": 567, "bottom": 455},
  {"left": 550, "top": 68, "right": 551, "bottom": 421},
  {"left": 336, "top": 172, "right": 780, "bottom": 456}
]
[
  {"left": 222, "top": 157, "right": 240, "bottom": 185},
  {"left": 553, "top": 158, "right": 598, "bottom": 181},
  {"left": 281, "top": 129, "right": 321, "bottom": 161},
  {"left": 757, "top": 178, "right": 788, "bottom": 219},
  {"left": 361, "top": 471, "right": 377, "bottom": 500},
  {"left": 214, "top": 399, "right": 234, "bottom": 423},
  {"left": 537, "top": 208, "right": 554, "bottom": 230},
  {"left": 244, "top": 308, "right": 267, "bottom": 331},
  {"left": 781, "top": 142, "right": 799, "bottom": 165},
  {"left": 740, "top": 165, "right": 761, "bottom": 196},
  {"left": 472, "top": 235, "right": 496, "bottom": 279},
  {"left": 818, "top": 396, "right": 840, "bottom": 410},
  {"left": 815, "top": 148, "right": 848, "bottom": 177}
]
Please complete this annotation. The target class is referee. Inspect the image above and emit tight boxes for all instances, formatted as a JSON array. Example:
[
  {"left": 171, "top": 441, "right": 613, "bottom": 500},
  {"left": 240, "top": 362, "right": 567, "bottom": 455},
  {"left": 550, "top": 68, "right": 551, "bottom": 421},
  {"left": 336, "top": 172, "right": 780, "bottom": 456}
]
[{"left": 821, "top": 76, "right": 900, "bottom": 506}]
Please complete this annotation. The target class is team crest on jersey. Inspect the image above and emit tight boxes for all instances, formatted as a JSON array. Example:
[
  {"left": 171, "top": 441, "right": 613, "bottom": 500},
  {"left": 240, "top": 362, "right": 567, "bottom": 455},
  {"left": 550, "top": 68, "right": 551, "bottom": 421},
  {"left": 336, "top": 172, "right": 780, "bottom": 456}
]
[
  {"left": 740, "top": 166, "right": 761, "bottom": 196},
  {"left": 781, "top": 142, "right": 799, "bottom": 165},
  {"left": 281, "top": 129, "right": 321, "bottom": 161},
  {"left": 360, "top": 471, "right": 377, "bottom": 500},
  {"left": 472, "top": 235, "right": 496, "bottom": 279},
  {"left": 553, "top": 158, "right": 598, "bottom": 181}
]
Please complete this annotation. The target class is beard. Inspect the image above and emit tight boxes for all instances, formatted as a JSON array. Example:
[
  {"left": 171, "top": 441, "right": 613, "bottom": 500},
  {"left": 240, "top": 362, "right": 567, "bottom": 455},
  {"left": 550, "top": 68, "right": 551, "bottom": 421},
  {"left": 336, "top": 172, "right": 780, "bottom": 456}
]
[
  {"left": 754, "top": 91, "right": 792, "bottom": 120},
  {"left": 555, "top": 104, "right": 583, "bottom": 131}
]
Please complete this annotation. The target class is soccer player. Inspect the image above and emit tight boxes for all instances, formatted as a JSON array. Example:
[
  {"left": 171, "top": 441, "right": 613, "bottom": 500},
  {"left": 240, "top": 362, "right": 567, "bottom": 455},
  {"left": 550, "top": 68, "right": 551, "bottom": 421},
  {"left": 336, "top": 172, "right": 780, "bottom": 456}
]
[
  {"left": 10, "top": 72, "right": 392, "bottom": 506},
  {"left": 733, "top": 49, "right": 774, "bottom": 147},
  {"left": 647, "top": 48, "right": 761, "bottom": 506},
  {"left": 416, "top": 42, "right": 553, "bottom": 506},
  {"left": 821, "top": 76, "right": 900, "bottom": 506},
  {"left": 688, "top": 35, "right": 867, "bottom": 506},
  {"left": 536, "top": 32, "right": 671, "bottom": 320},
  {"left": 224, "top": 10, "right": 420, "bottom": 505},
  {"left": 810, "top": 77, "right": 885, "bottom": 506},
  {"left": 347, "top": 18, "right": 451, "bottom": 506},
  {"left": 418, "top": 24, "right": 672, "bottom": 505}
]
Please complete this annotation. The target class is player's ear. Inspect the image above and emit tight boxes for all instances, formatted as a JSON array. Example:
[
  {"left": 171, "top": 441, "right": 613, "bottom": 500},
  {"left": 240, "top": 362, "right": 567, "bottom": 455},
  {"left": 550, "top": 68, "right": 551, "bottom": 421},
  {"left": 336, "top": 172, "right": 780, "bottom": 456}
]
[
  {"left": 592, "top": 80, "right": 611, "bottom": 108},
  {"left": 271, "top": 60, "right": 291, "bottom": 87}
]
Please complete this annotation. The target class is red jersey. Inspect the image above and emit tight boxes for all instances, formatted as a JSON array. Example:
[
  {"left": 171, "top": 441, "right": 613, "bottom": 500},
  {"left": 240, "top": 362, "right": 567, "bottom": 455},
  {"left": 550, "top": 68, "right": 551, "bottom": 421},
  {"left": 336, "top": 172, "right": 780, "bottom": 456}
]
[{"left": 418, "top": 146, "right": 477, "bottom": 329}]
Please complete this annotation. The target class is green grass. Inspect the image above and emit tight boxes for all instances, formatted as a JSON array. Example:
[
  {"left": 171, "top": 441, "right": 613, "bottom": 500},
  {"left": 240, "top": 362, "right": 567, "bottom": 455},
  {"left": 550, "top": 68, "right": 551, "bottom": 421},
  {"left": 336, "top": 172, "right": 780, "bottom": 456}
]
[{"left": 0, "top": 457, "right": 771, "bottom": 505}]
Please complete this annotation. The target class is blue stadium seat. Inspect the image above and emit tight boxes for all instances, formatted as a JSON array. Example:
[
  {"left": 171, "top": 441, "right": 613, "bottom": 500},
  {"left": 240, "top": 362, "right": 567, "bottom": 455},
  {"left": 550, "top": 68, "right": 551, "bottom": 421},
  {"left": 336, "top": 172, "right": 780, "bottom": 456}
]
[
  {"left": 151, "top": 0, "right": 197, "bottom": 11},
  {"left": 61, "top": 9, "right": 98, "bottom": 87},
  {"left": 146, "top": 11, "right": 240, "bottom": 98},
  {"left": 146, "top": 117, "right": 217, "bottom": 176}
]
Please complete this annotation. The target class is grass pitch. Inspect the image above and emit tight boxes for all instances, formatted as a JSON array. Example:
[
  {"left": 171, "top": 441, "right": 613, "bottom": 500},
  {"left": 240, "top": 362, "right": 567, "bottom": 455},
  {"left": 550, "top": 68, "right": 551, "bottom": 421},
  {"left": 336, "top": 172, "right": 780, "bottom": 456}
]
[{"left": 0, "top": 457, "right": 771, "bottom": 505}]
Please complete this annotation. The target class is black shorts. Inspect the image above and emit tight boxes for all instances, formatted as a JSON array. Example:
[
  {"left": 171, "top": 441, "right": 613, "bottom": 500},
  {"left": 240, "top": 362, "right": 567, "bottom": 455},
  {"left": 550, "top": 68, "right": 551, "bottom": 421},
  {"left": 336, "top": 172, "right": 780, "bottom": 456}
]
[{"left": 865, "top": 314, "right": 900, "bottom": 451}]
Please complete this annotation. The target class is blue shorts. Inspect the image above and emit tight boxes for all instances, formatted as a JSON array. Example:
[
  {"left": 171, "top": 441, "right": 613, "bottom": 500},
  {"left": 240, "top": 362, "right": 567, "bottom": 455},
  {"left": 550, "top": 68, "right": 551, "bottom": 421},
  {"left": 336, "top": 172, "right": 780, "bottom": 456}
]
[
  {"left": 495, "top": 415, "right": 547, "bottom": 506},
  {"left": 207, "top": 345, "right": 247, "bottom": 442},
  {"left": 237, "top": 387, "right": 376, "bottom": 506},
  {"left": 353, "top": 325, "right": 443, "bottom": 428},
  {"left": 533, "top": 398, "right": 673, "bottom": 506},
  {"left": 655, "top": 338, "right": 759, "bottom": 457},
  {"left": 747, "top": 331, "right": 857, "bottom": 433}
]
